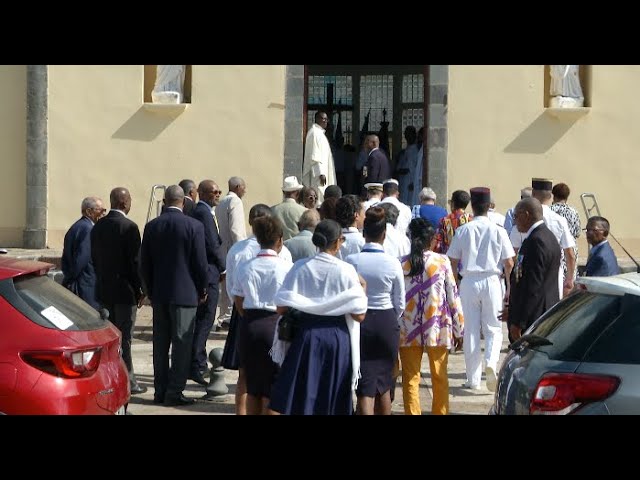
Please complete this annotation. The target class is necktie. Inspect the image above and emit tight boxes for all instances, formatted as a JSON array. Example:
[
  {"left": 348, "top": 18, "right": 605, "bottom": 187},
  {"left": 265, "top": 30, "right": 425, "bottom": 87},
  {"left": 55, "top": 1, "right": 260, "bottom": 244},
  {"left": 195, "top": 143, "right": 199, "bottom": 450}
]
[{"left": 212, "top": 211, "right": 219, "bottom": 233}]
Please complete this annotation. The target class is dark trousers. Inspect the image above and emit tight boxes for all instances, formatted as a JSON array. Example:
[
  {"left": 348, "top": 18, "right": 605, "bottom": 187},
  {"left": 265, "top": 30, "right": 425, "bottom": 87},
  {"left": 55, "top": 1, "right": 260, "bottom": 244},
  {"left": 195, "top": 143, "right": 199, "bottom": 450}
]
[
  {"left": 191, "top": 283, "right": 220, "bottom": 374},
  {"left": 152, "top": 303, "right": 198, "bottom": 400},
  {"left": 104, "top": 303, "right": 137, "bottom": 378}
]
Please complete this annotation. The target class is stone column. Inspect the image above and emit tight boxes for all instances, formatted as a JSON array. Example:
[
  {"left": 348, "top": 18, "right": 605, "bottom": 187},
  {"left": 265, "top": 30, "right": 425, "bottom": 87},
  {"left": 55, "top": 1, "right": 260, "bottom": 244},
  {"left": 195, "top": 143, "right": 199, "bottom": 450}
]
[
  {"left": 283, "top": 65, "right": 305, "bottom": 179},
  {"left": 426, "top": 65, "right": 448, "bottom": 208},
  {"left": 24, "top": 65, "right": 48, "bottom": 248}
]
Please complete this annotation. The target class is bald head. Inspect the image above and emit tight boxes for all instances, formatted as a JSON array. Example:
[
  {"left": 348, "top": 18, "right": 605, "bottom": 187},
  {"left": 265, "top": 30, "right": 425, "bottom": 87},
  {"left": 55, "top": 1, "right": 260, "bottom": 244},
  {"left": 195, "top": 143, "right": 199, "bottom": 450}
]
[
  {"left": 514, "top": 197, "right": 543, "bottom": 233},
  {"left": 110, "top": 187, "right": 132, "bottom": 214},
  {"left": 228, "top": 176, "right": 247, "bottom": 198},
  {"left": 164, "top": 185, "right": 185, "bottom": 208}
]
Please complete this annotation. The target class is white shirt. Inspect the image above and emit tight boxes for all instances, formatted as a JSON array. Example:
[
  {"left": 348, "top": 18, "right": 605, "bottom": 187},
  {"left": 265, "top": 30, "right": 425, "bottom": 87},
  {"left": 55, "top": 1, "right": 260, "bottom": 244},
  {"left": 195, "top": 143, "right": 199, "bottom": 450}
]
[
  {"left": 378, "top": 196, "right": 412, "bottom": 236},
  {"left": 487, "top": 209, "right": 506, "bottom": 228},
  {"left": 345, "top": 243, "right": 405, "bottom": 315},
  {"left": 225, "top": 236, "right": 292, "bottom": 299},
  {"left": 338, "top": 227, "right": 365, "bottom": 260},
  {"left": 110, "top": 209, "right": 127, "bottom": 217},
  {"left": 383, "top": 223, "right": 411, "bottom": 259},
  {"left": 447, "top": 216, "right": 515, "bottom": 276},
  {"left": 233, "top": 249, "right": 293, "bottom": 311},
  {"left": 510, "top": 205, "right": 576, "bottom": 250},
  {"left": 277, "top": 252, "right": 363, "bottom": 304},
  {"left": 363, "top": 196, "right": 382, "bottom": 211}
]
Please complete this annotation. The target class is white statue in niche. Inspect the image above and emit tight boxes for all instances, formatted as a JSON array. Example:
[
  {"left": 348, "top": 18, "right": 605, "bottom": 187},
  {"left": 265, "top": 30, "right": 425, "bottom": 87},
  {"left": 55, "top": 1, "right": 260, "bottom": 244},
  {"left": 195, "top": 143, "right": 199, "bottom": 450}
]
[
  {"left": 549, "top": 65, "right": 584, "bottom": 108},
  {"left": 151, "top": 65, "right": 185, "bottom": 104}
]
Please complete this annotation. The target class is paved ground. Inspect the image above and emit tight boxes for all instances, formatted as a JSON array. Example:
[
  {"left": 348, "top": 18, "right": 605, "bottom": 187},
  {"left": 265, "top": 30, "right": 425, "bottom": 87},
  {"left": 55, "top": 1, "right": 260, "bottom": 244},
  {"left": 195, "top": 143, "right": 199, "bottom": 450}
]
[{"left": 126, "top": 305, "right": 509, "bottom": 415}]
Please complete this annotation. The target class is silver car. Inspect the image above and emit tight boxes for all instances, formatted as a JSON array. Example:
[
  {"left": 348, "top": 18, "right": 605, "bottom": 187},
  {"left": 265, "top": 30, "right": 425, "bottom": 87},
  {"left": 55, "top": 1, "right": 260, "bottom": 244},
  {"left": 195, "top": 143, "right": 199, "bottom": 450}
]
[{"left": 491, "top": 272, "right": 640, "bottom": 415}]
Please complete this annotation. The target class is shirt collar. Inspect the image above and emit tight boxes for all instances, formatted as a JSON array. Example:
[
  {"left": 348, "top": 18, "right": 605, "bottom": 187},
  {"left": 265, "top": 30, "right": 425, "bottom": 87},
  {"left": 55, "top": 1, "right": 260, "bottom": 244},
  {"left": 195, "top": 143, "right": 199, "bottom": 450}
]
[
  {"left": 313, "top": 123, "right": 326, "bottom": 133},
  {"left": 362, "top": 242, "right": 384, "bottom": 251},
  {"left": 111, "top": 209, "right": 127, "bottom": 217},
  {"left": 526, "top": 220, "right": 545, "bottom": 237},
  {"left": 167, "top": 206, "right": 182, "bottom": 212},
  {"left": 82, "top": 215, "right": 95, "bottom": 226}
]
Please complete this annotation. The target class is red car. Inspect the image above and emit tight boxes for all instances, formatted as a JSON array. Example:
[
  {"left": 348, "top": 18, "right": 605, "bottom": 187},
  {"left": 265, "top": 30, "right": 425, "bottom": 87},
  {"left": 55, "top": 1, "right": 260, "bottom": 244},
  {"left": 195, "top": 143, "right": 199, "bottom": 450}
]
[{"left": 0, "top": 257, "right": 130, "bottom": 414}]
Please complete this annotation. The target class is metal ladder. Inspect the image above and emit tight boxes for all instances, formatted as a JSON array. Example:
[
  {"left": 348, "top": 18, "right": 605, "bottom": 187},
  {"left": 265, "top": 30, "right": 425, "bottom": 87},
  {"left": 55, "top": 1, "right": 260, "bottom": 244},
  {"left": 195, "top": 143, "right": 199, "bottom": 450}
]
[{"left": 146, "top": 184, "right": 166, "bottom": 224}]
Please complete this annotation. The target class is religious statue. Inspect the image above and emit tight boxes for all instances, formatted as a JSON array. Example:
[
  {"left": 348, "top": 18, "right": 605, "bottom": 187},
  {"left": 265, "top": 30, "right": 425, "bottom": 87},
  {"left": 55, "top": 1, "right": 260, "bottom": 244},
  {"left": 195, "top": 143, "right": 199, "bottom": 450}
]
[
  {"left": 151, "top": 65, "right": 185, "bottom": 104},
  {"left": 549, "top": 65, "right": 584, "bottom": 108}
]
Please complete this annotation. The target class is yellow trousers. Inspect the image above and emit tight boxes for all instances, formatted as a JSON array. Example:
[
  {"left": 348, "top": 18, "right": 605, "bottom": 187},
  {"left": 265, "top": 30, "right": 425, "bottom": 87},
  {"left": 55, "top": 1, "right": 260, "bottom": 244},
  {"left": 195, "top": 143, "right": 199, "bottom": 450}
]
[{"left": 400, "top": 345, "right": 449, "bottom": 415}]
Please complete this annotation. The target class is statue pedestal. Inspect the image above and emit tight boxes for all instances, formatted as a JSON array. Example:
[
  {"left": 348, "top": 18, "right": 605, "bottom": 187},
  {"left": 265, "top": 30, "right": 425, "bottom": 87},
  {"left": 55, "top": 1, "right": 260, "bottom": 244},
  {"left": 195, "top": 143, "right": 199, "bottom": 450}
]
[
  {"left": 549, "top": 96, "right": 584, "bottom": 108},
  {"left": 151, "top": 91, "right": 182, "bottom": 104}
]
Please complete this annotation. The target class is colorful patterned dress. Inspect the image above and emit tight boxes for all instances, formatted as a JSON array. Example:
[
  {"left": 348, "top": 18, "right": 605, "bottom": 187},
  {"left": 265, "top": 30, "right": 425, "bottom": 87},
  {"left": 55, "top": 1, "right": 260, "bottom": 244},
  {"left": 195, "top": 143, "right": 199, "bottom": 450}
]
[{"left": 400, "top": 251, "right": 464, "bottom": 348}]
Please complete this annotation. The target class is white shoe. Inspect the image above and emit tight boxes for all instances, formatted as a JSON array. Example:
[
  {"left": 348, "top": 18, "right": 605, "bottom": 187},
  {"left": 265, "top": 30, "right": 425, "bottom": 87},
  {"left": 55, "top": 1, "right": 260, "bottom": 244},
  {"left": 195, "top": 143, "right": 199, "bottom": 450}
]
[
  {"left": 485, "top": 366, "right": 497, "bottom": 392},
  {"left": 462, "top": 381, "right": 481, "bottom": 390}
]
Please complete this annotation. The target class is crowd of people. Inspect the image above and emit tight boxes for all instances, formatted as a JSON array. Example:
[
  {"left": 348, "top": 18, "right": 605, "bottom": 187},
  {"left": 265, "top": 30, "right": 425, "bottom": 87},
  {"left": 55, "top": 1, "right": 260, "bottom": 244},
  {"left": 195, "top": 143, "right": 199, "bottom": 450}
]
[{"left": 59, "top": 111, "right": 621, "bottom": 415}]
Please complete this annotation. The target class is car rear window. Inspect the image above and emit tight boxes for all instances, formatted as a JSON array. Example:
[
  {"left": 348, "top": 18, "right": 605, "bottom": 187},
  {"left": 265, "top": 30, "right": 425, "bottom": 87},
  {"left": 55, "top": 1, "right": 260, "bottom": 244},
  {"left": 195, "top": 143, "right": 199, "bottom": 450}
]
[
  {"left": 528, "top": 291, "right": 621, "bottom": 361},
  {"left": 0, "top": 275, "right": 106, "bottom": 331},
  {"left": 583, "top": 294, "right": 640, "bottom": 365}
]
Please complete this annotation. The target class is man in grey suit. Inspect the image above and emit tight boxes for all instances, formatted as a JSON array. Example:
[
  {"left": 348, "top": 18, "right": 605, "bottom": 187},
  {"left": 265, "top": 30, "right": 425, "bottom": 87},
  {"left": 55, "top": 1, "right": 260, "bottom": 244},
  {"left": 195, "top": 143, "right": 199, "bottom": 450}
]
[
  {"left": 284, "top": 209, "right": 320, "bottom": 262},
  {"left": 215, "top": 176, "right": 247, "bottom": 324},
  {"left": 271, "top": 176, "right": 308, "bottom": 241}
]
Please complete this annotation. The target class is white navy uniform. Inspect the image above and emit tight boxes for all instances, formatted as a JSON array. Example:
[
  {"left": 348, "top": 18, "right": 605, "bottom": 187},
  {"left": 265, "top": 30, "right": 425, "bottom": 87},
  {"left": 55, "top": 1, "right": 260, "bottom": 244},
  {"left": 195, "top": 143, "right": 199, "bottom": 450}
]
[
  {"left": 383, "top": 223, "right": 410, "bottom": 260},
  {"left": 378, "top": 196, "right": 412, "bottom": 236},
  {"left": 448, "top": 216, "right": 515, "bottom": 388}
]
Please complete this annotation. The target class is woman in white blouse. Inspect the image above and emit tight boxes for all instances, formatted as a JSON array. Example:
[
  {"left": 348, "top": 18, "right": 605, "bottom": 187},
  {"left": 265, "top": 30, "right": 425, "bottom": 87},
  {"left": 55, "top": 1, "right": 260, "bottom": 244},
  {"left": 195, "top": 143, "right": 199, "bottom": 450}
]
[
  {"left": 269, "top": 220, "right": 368, "bottom": 415},
  {"left": 346, "top": 207, "right": 406, "bottom": 415},
  {"left": 233, "top": 216, "right": 293, "bottom": 415}
]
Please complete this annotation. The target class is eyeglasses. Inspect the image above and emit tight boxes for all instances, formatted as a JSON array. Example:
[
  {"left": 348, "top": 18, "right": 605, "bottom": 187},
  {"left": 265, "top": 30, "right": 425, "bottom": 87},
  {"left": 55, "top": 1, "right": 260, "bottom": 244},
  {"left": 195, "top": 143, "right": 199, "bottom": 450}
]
[{"left": 583, "top": 228, "right": 604, "bottom": 232}]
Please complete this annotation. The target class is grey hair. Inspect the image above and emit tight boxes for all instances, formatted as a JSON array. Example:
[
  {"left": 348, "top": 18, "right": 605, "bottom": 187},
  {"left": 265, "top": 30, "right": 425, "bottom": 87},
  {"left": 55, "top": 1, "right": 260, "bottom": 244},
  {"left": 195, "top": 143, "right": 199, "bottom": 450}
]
[
  {"left": 81, "top": 197, "right": 99, "bottom": 214},
  {"left": 298, "top": 208, "right": 321, "bottom": 231},
  {"left": 419, "top": 187, "right": 437, "bottom": 202},
  {"left": 228, "top": 176, "right": 245, "bottom": 191},
  {"left": 520, "top": 187, "right": 533, "bottom": 198},
  {"left": 164, "top": 185, "right": 185, "bottom": 205}
]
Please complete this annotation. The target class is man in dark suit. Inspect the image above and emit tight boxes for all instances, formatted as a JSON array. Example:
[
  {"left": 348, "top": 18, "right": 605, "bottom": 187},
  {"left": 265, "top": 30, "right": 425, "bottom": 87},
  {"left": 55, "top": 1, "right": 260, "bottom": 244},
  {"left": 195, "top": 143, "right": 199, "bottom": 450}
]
[
  {"left": 140, "top": 185, "right": 209, "bottom": 406},
  {"left": 585, "top": 216, "right": 620, "bottom": 277},
  {"left": 188, "top": 179, "right": 226, "bottom": 385},
  {"left": 91, "top": 187, "right": 147, "bottom": 395},
  {"left": 502, "top": 197, "right": 561, "bottom": 341},
  {"left": 62, "top": 196, "right": 105, "bottom": 310},
  {"left": 179, "top": 179, "right": 198, "bottom": 216},
  {"left": 363, "top": 134, "right": 391, "bottom": 185}
]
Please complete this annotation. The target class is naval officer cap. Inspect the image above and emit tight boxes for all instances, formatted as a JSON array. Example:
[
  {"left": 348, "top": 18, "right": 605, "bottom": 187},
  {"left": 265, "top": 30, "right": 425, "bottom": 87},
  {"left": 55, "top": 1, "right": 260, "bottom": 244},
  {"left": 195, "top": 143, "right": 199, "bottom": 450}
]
[
  {"left": 469, "top": 187, "right": 491, "bottom": 204},
  {"left": 531, "top": 178, "right": 553, "bottom": 191}
]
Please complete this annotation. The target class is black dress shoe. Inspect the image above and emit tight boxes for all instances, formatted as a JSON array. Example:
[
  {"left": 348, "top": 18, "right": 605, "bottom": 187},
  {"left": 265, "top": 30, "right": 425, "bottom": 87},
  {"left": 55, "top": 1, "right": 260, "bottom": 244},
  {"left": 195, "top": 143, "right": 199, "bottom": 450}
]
[
  {"left": 189, "top": 371, "right": 208, "bottom": 386},
  {"left": 163, "top": 394, "right": 196, "bottom": 406},
  {"left": 130, "top": 383, "right": 148, "bottom": 395},
  {"left": 152, "top": 397, "right": 164, "bottom": 404}
]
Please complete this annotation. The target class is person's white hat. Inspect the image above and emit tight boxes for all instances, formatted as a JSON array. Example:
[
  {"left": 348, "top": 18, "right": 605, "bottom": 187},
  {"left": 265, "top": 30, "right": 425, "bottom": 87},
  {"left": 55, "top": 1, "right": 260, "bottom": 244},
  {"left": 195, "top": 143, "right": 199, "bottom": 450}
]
[
  {"left": 382, "top": 178, "right": 399, "bottom": 186},
  {"left": 282, "top": 176, "right": 304, "bottom": 192},
  {"left": 364, "top": 182, "right": 384, "bottom": 191}
]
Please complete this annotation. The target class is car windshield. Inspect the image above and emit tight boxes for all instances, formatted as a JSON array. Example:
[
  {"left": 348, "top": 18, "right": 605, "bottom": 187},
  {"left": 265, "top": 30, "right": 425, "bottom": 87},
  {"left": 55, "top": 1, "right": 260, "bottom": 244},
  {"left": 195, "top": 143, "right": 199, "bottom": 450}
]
[
  {"left": 5, "top": 275, "right": 106, "bottom": 331},
  {"left": 527, "top": 291, "right": 621, "bottom": 361}
]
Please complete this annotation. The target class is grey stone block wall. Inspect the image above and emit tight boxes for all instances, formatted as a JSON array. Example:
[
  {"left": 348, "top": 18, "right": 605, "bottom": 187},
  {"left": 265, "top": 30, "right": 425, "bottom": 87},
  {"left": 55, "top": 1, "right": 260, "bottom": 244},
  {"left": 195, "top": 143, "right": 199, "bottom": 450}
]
[
  {"left": 427, "top": 65, "right": 448, "bottom": 207},
  {"left": 283, "top": 65, "right": 305, "bottom": 180},
  {"left": 24, "top": 65, "right": 48, "bottom": 249}
]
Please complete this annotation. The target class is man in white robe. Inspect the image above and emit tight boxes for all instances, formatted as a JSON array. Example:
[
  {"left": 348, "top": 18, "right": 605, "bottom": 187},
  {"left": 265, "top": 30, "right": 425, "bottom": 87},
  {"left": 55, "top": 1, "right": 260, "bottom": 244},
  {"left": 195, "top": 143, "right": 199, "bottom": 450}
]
[{"left": 302, "top": 111, "right": 336, "bottom": 206}]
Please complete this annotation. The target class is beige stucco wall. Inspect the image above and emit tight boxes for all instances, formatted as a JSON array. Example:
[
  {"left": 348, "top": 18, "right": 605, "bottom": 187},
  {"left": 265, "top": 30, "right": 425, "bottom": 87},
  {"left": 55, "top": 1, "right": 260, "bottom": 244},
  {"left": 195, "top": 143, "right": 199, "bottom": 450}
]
[
  {"left": 0, "top": 66, "right": 27, "bottom": 247},
  {"left": 47, "top": 65, "right": 286, "bottom": 248},
  {"left": 448, "top": 65, "right": 640, "bottom": 259}
]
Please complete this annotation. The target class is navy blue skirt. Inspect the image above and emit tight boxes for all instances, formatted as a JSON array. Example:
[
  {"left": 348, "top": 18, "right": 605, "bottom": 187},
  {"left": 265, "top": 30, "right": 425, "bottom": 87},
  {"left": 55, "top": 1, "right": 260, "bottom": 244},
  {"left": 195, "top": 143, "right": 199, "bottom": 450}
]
[
  {"left": 356, "top": 308, "right": 399, "bottom": 398},
  {"left": 239, "top": 308, "right": 280, "bottom": 398},
  {"left": 221, "top": 305, "right": 241, "bottom": 370},
  {"left": 269, "top": 313, "right": 353, "bottom": 415}
]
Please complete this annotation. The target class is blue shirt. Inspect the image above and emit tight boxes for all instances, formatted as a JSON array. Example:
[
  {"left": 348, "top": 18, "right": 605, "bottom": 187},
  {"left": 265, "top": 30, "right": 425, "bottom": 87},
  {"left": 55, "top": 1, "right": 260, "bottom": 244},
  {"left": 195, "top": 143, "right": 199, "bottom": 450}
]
[{"left": 419, "top": 205, "right": 448, "bottom": 229}]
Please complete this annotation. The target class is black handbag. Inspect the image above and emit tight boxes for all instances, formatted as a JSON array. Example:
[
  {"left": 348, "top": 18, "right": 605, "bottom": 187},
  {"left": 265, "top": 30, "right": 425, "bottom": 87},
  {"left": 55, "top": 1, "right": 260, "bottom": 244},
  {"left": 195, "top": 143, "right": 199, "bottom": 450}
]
[{"left": 277, "top": 308, "right": 299, "bottom": 342}]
